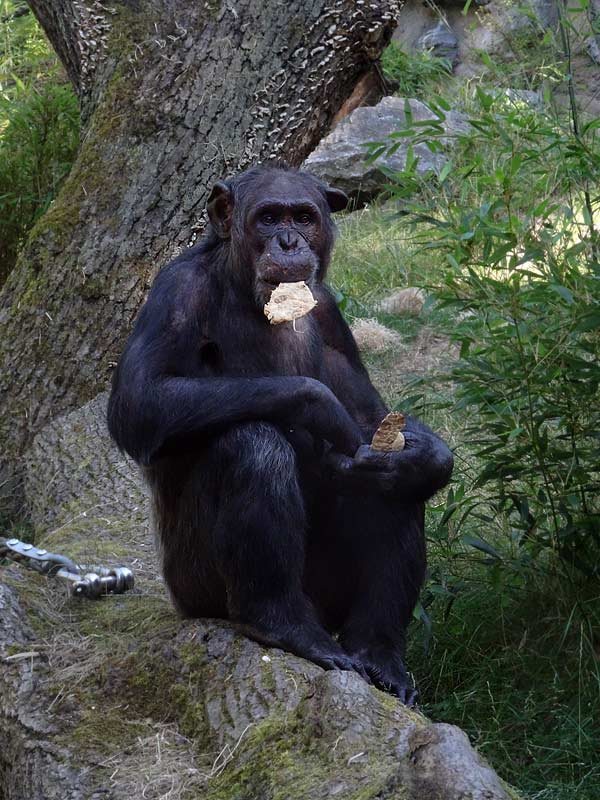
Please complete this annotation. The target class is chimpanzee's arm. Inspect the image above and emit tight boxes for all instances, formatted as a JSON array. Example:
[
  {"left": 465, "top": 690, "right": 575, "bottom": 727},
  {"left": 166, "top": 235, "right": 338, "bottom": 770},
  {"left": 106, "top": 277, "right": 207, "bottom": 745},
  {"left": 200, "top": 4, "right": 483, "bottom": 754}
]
[
  {"left": 315, "top": 287, "right": 453, "bottom": 501},
  {"left": 314, "top": 286, "right": 393, "bottom": 436},
  {"left": 108, "top": 260, "right": 362, "bottom": 465},
  {"left": 313, "top": 289, "right": 388, "bottom": 438}
]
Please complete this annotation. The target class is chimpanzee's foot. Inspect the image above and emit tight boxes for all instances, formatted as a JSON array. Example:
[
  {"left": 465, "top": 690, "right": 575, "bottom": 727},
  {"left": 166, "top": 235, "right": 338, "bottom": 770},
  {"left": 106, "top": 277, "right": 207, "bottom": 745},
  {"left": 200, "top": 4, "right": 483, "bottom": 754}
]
[
  {"left": 342, "top": 641, "right": 418, "bottom": 706},
  {"left": 237, "top": 619, "right": 369, "bottom": 679}
]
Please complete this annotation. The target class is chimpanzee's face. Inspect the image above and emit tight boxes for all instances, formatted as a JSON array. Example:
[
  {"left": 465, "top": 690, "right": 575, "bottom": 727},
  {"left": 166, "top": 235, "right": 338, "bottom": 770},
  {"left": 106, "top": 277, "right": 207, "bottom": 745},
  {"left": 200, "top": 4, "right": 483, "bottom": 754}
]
[
  {"left": 245, "top": 175, "right": 323, "bottom": 303},
  {"left": 206, "top": 168, "right": 348, "bottom": 308}
]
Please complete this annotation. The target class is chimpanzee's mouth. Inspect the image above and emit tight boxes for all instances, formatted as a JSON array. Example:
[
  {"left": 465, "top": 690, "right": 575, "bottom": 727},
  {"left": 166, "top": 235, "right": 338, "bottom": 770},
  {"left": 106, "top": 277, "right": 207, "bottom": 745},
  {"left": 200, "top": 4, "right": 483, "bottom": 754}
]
[
  {"left": 259, "top": 275, "right": 314, "bottom": 291},
  {"left": 257, "top": 250, "right": 319, "bottom": 286}
]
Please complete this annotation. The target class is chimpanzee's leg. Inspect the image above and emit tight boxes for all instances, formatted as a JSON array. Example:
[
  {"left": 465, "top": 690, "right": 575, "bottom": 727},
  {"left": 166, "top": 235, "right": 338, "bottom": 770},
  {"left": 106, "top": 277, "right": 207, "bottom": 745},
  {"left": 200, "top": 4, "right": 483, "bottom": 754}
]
[
  {"left": 306, "top": 494, "right": 426, "bottom": 704},
  {"left": 151, "top": 423, "right": 364, "bottom": 674}
]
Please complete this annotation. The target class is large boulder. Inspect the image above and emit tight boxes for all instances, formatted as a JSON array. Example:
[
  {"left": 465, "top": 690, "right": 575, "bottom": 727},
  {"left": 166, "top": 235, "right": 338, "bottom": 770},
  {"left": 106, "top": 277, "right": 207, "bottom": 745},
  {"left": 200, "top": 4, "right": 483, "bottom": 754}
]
[
  {"left": 416, "top": 21, "right": 459, "bottom": 66},
  {"left": 303, "top": 96, "right": 467, "bottom": 202}
]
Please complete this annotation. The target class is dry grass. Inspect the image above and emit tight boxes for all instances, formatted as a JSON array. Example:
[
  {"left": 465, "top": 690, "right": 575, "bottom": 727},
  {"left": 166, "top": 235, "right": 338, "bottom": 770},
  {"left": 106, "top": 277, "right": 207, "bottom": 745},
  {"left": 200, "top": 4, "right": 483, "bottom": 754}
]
[
  {"left": 377, "top": 287, "right": 426, "bottom": 316},
  {"left": 350, "top": 318, "right": 404, "bottom": 353},
  {"left": 102, "top": 724, "right": 207, "bottom": 800}
]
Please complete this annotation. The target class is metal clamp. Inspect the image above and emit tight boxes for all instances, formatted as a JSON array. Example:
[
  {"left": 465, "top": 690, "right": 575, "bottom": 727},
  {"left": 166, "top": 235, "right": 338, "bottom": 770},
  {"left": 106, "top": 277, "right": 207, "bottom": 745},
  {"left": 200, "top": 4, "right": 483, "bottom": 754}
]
[{"left": 0, "top": 536, "right": 134, "bottom": 598}]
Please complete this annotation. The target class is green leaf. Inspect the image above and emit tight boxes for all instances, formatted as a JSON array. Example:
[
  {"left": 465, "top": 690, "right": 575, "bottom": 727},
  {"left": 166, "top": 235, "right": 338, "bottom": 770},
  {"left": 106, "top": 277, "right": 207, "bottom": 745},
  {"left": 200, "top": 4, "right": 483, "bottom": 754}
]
[
  {"left": 574, "top": 312, "right": 600, "bottom": 332},
  {"left": 549, "top": 284, "right": 575, "bottom": 304},
  {"left": 438, "top": 160, "right": 453, "bottom": 184},
  {"left": 431, "top": 94, "right": 451, "bottom": 112},
  {"left": 462, "top": 536, "right": 503, "bottom": 560},
  {"left": 476, "top": 86, "right": 494, "bottom": 111}
]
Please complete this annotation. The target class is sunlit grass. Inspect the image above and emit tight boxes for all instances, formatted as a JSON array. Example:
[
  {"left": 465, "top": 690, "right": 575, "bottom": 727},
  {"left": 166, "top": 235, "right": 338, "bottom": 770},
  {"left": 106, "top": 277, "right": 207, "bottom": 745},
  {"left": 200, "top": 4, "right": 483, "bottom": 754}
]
[{"left": 330, "top": 204, "right": 440, "bottom": 305}]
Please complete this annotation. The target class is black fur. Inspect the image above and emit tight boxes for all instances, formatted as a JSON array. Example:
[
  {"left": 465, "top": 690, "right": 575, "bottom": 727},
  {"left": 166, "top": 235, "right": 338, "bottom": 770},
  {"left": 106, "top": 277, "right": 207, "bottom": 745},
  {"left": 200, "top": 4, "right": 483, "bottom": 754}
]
[{"left": 108, "top": 165, "right": 453, "bottom": 704}]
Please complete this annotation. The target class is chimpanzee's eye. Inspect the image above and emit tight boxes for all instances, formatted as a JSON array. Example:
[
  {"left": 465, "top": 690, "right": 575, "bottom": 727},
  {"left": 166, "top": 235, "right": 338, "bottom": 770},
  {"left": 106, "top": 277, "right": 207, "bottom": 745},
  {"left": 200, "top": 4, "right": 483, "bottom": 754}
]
[
  {"left": 297, "top": 213, "right": 312, "bottom": 225},
  {"left": 261, "top": 213, "right": 276, "bottom": 225}
]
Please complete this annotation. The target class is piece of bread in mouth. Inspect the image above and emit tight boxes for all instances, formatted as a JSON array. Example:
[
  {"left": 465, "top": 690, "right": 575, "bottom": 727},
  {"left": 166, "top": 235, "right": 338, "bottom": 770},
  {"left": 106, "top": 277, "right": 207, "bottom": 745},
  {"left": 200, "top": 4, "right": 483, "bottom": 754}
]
[{"left": 264, "top": 281, "right": 318, "bottom": 325}]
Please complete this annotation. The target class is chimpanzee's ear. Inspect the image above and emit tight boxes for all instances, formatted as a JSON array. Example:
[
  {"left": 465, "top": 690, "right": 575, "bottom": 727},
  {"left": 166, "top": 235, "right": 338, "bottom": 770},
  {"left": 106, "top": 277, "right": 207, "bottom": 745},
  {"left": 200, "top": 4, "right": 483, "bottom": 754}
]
[
  {"left": 207, "top": 181, "right": 234, "bottom": 238},
  {"left": 325, "top": 186, "right": 348, "bottom": 213}
]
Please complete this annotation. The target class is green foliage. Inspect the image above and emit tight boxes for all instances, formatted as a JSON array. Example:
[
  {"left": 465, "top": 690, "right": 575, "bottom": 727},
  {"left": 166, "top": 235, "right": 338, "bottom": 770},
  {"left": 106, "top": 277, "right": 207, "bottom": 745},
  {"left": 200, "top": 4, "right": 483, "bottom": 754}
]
[
  {"left": 0, "top": 1, "right": 80, "bottom": 284},
  {"left": 374, "top": 83, "right": 600, "bottom": 581},
  {"left": 352, "top": 31, "right": 600, "bottom": 799},
  {"left": 0, "top": 1, "right": 57, "bottom": 99},
  {"left": 0, "top": 83, "right": 80, "bottom": 281},
  {"left": 381, "top": 41, "right": 452, "bottom": 100}
]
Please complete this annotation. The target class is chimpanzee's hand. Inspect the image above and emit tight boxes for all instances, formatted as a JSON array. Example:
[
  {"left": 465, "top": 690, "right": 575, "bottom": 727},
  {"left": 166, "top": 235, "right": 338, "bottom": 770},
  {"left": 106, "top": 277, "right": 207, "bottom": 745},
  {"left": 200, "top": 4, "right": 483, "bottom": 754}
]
[
  {"left": 325, "top": 430, "right": 453, "bottom": 501},
  {"left": 296, "top": 381, "right": 362, "bottom": 457}
]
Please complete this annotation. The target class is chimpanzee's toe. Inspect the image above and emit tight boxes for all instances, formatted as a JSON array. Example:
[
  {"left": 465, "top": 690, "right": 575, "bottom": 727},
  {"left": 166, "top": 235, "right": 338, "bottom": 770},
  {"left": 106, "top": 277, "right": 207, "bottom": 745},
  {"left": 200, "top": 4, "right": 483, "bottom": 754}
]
[
  {"left": 248, "top": 619, "right": 371, "bottom": 681},
  {"left": 366, "top": 661, "right": 418, "bottom": 706},
  {"left": 306, "top": 641, "right": 371, "bottom": 682},
  {"left": 342, "top": 644, "right": 418, "bottom": 706},
  {"left": 392, "top": 681, "right": 418, "bottom": 707},
  {"left": 336, "top": 654, "right": 371, "bottom": 682}
]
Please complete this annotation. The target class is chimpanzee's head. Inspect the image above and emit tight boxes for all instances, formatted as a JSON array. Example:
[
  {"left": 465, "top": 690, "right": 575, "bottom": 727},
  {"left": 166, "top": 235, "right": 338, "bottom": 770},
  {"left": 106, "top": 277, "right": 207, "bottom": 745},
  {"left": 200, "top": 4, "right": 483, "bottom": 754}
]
[{"left": 207, "top": 166, "right": 348, "bottom": 305}]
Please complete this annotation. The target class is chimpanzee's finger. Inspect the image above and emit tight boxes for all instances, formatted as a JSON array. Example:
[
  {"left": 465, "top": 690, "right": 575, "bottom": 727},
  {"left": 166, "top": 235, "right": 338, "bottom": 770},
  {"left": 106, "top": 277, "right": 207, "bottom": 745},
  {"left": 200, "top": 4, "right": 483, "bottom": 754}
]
[
  {"left": 353, "top": 445, "right": 397, "bottom": 471},
  {"left": 324, "top": 451, "right": 391, "bottom": 489}
]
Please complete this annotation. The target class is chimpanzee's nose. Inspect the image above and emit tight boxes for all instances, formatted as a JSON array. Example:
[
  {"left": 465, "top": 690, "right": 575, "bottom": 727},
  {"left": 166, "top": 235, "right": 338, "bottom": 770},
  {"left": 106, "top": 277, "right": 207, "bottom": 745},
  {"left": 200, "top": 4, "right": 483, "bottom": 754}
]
[{"left": 277, "top": 229, "right": 299, "bottom": 251}]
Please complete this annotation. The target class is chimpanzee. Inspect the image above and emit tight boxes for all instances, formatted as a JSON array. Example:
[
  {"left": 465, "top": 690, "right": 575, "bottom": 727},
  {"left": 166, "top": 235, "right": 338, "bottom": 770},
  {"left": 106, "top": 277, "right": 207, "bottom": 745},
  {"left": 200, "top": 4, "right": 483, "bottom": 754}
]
[{"left": 107, "top": 165, "right": 453, "bottom": 704}]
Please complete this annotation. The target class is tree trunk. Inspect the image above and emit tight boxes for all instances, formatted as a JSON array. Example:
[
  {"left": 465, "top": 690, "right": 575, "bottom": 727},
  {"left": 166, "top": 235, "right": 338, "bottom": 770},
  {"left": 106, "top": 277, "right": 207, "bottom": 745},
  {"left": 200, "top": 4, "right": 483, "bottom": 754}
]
[
  {"left": 0, "top": 395, "right": 520, "bottom": 800},
  {"left": 0, "top": 0, "right": 399, "bottom": 485}
]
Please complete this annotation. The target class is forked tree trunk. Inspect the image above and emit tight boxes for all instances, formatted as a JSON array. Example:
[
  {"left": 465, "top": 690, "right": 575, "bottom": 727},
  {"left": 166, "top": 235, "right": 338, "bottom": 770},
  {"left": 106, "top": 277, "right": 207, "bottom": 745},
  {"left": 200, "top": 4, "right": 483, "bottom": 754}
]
[{"left": 0, "top": 0, "right": 400, "bottom": 485}]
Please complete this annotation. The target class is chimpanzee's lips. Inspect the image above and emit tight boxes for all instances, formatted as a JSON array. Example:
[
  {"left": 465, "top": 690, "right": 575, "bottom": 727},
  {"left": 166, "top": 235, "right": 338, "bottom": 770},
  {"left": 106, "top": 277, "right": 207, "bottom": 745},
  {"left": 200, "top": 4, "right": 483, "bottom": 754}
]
[
  {"left": 258, "top": 251, "right": 319, "bottom": 286},
  {"left": 259, "top": 267, "right": 317, "bottom": 285}
]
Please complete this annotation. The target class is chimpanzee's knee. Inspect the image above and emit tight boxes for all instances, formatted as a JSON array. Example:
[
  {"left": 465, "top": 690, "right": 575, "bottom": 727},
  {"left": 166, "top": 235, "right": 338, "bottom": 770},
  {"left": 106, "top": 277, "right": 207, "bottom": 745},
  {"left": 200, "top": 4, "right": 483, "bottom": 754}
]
[{"left": 214, "top": 422, "right": 301, "bottom": 502}]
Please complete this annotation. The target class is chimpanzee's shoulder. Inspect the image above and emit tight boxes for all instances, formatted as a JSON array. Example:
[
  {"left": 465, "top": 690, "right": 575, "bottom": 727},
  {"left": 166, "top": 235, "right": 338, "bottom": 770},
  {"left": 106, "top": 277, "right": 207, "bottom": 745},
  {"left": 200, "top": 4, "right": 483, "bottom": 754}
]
[{"left": 152, "top": 242, "right": 216, "bottom": 297}]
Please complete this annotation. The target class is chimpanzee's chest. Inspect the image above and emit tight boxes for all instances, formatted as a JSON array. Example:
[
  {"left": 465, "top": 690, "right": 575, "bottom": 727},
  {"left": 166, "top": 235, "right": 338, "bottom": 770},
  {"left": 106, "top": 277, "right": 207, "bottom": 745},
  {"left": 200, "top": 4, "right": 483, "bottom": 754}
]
[{"left": 208, "top": 305, "right": 323, "bottom": 379}]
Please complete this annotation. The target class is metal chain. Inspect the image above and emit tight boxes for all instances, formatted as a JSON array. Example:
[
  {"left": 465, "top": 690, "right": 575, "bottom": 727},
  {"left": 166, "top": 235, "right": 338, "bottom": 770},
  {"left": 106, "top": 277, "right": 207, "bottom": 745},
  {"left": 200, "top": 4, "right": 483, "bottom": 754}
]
[{"left": 0, "top": 536, "right": 134, "bottom": 599}]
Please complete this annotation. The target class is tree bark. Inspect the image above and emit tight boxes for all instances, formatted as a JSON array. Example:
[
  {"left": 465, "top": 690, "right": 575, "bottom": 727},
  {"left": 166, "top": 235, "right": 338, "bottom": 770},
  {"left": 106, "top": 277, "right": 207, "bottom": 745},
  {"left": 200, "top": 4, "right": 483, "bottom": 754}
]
[
  {"left": 0, "top": 0, "right": 400, "bottom": 485},
  {"left": 0, "top": 395, "right": 520, "bottom": 800}
]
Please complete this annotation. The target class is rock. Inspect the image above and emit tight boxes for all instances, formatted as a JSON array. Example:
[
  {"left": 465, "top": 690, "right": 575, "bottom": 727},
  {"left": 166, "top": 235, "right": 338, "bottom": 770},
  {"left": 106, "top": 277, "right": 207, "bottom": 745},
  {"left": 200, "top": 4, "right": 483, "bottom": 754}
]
[
  {"left": 587, "top": 35, "right": 600, "bottom": 66},
  {"left": 530, "top": 0, "right": 560, "bottom": 30},
  {"left": 588, "top": 0, "right": 600, "bottom": 65},
  {"left": 303, "top": 97, "right": 468, "bottom": 201},
  {"left": 466, "top": 0, "right": 559, "bottom": 59},
  {"left": 417, "top": 21, "right": 459, "bottom": 67},
  {"left": 393, "top": 0, "right": 561, "bottom": 78},
  {"left": 378, "top": 287, "right": 426, "bottom": 316},
  {"left": 351, "top": 318, "right": 403, "bottom": 352},
  {"left": 501, "top": 88, "right": 544, "bottom": 108}
]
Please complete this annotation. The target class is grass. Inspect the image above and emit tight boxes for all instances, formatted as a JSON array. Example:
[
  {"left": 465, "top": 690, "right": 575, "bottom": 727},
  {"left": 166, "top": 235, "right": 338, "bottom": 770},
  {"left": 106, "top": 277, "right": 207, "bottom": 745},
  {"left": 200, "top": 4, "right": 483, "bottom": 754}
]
[
  {"left": 410, "top": 584, "right": 600, "bottom": 800},
  {"left": 0, "top": 0, "right": 80, "bottom": 284},
  {"left": 381, "top": 42, "right": 453, "bottom": 100},
  {"left": 331, "top": 205, "right": 456, "bottom": 329},
  {"left": 330, "top": 206, "right": 600, "bottom": 800}
]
